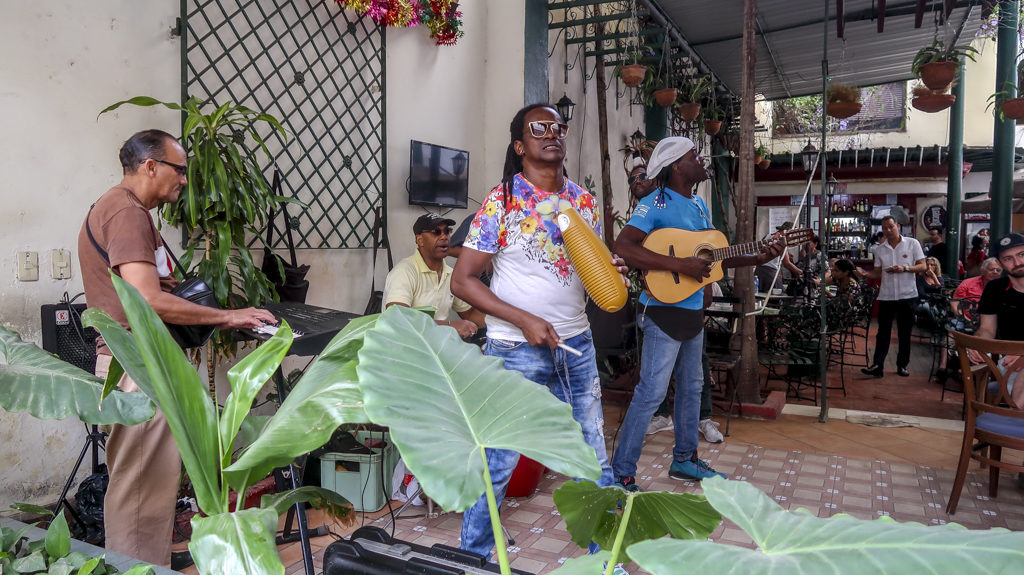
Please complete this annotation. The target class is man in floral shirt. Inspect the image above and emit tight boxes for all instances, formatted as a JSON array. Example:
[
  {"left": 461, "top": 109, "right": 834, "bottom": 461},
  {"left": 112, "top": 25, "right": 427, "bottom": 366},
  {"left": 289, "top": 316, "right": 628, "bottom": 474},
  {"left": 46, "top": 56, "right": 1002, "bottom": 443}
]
[{"left": 451, "top": 103, "right": 622, "bottom": 557}]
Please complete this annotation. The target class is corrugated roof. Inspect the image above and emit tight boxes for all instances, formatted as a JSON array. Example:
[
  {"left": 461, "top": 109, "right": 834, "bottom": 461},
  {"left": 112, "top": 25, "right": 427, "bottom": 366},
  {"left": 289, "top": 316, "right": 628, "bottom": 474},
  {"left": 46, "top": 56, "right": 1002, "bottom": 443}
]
[{"left": 653, "top": 0, "right": 986, "bottom": 101}]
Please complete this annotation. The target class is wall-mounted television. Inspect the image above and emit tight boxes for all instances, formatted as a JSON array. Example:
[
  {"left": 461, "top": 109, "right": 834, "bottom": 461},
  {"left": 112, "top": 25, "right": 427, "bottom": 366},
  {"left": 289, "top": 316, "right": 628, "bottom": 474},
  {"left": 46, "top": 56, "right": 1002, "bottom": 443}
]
[{"left": 409, "top": 140, "right": 469, "bottom": 209}]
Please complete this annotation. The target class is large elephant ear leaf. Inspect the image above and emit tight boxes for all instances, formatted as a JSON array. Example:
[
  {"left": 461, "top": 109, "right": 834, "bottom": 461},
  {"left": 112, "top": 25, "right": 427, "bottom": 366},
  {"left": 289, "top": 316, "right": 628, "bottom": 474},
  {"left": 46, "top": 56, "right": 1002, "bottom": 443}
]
[
  {"left": 0, "top": 325, "right": 154, "bottom": 425},
  {"left": 189, "top": 509, "right": 283, "bottom": 575},
  {"left": 553, "top": 481, "right": 719, "bottom": 561},
  {"left": 356, "top": 306, "right": 601, "bottom": 512},
  {"left": 629, "top": 478, "right": 1024, "bottom": 575}
]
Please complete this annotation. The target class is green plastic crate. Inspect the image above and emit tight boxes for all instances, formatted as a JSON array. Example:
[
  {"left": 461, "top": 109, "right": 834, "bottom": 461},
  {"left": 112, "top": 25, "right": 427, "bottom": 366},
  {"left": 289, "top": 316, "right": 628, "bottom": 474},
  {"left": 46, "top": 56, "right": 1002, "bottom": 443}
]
[{"left": 320, "top": 431, "right": 398, "bottom": 512}]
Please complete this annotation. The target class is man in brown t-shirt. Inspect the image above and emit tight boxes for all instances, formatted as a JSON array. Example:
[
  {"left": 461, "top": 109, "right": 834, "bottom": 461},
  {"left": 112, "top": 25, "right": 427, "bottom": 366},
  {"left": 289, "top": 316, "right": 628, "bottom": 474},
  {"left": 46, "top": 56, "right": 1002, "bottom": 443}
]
[{"left": 78, "top": 129, "right": 275, "bottom": 566}]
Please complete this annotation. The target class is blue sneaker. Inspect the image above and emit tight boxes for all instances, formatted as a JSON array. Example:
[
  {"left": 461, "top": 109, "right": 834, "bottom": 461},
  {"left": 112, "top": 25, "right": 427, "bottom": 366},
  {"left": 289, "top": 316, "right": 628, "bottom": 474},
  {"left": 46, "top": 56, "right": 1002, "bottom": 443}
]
[
  {"left": 669, "top": 457, "right": 727, "bottom": 481},
  {"left": 614, "top": 476, "right": 642, "bottom": 492}
]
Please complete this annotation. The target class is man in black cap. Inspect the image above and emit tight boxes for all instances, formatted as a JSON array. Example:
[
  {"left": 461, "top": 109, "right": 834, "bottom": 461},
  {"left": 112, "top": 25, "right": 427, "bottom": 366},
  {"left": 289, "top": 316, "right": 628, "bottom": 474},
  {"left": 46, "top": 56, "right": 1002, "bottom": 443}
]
[
  {"left": 972, "top": 232, "right": 1024, "bottom": 405},
  {"left": 383, "top": 213, "right": 482, "bottom": 338}
]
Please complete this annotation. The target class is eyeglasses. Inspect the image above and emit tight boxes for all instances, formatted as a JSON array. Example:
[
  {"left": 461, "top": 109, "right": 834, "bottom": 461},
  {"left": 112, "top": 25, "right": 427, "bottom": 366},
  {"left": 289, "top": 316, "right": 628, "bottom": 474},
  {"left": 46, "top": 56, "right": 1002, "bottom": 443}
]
[
  {"left": 422, "top": 227, "right": 452, "bottom": 237},
  {"left": 527, "top": 121, "right": 568, "bottom": 139},
  {"left": 148, "top": 158, "right": 188, "bottom": 176},
  {"left": 628, "top": 174, "right": 647, "bottom": 185}
]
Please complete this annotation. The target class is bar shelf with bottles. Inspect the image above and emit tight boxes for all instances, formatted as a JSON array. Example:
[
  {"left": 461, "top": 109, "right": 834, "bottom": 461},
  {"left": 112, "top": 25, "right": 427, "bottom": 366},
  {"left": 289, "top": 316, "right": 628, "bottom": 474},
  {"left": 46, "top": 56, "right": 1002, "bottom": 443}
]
[{"left": 826, "top": 197, "right": 872, "bottom": 258}]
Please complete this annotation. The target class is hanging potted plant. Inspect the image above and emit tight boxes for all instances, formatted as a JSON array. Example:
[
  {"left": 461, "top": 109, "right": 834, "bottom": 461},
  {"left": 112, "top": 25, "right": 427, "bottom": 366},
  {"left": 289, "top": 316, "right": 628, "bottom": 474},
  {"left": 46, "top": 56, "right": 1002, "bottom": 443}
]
[
  {"left": 825, "top": 82, "right": 862, "bottom": 119},
  {"left": 911, "top": 38, "right": 978, "bottom": 91},
  {"left": 702, "top": 106, "right": 725, "bottom": 136},
  {"left": 642, "top": 74, "right": 678, "bottom": 108},
  {"left": 911, "top": 82, "right": 956, "bottom": 113},
  {"left": 615, "top": 61, "right": 651, "bottom": 88},
  {"left": 989, "top": 58, "right": 1024, "bottom": 120},
  {"left": 675, "top": 74, "right": 712, "bottom": 122}
]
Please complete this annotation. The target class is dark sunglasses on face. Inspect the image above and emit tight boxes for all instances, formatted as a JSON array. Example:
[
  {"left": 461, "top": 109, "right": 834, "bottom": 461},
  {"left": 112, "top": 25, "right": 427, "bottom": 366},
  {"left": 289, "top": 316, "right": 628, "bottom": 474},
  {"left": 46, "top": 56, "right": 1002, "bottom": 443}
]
[
  {"left": 423, "top": 227, "right": 452, "bottom": 236},
  {"left": 149, "top": 158, "right": 188, "bottom": 176},
  {"left": 527, "top": 120, "right": 569, "bottom": 139},
  {"left": 628, "top": 173, "right": 647, "bottom": 185}
]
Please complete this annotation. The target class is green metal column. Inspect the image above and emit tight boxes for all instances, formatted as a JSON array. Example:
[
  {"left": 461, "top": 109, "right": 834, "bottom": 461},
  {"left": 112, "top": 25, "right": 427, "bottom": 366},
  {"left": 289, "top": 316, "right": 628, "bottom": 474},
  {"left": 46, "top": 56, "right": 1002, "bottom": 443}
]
[
  {"left": 712, "top": 141, "right": 732, "bottom": 237},
  {"left": 991, "top": 0, "right": 1019, "bottom": 242},
  {"left": 525, "top": 0, "right": 549, "bottom": 105},
  {"left": 946, "top": 58, "right": 965, "bottom": 274},
  {"left": 644, "top": 105, "right": 668, "bottom": 141}
]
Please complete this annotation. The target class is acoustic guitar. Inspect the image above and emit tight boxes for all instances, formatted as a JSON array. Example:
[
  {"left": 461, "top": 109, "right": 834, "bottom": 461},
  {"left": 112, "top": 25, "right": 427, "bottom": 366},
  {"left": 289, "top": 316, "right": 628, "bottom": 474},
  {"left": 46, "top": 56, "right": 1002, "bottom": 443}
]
[{"left": 642, "top": 227, "right": 814, "bottom": 303}]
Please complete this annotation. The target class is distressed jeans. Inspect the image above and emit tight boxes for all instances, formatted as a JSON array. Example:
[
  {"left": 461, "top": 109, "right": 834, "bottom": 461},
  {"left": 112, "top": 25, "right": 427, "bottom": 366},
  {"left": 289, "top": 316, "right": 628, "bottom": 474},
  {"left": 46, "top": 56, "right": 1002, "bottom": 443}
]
[
  {"left": 612, "top": 314, "right": 704, "bottom": 478},
  {"left": 460, "top": 330, "right": 614, "bottom": 557}
]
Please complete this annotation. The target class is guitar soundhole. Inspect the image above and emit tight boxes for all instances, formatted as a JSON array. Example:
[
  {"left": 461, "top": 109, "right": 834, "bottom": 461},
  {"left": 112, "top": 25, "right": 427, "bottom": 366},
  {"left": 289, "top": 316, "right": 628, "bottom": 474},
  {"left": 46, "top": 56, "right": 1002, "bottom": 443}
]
[{"left": 695, "top": 247, "right": 713, "bottom": 261}]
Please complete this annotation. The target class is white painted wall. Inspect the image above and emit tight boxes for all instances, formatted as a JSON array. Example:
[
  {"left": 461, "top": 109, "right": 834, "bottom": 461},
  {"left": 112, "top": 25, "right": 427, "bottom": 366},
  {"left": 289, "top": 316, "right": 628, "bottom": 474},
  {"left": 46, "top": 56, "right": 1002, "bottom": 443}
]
[{"left": 0, "top": 0, "right": 525, "bottom": 508}]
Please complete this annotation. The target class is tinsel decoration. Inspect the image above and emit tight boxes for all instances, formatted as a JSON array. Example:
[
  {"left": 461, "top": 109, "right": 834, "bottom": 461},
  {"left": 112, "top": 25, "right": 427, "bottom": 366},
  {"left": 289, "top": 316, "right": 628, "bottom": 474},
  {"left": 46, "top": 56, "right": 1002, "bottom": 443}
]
[
  {"left": 385, "top": 0, "right": 420, "bottom": 27},
  {"left": 334, "top": 0, "right": 373, "bottom": 14},
  {"left": 421, "top": 0, "right": 464, "bottom": 46}
]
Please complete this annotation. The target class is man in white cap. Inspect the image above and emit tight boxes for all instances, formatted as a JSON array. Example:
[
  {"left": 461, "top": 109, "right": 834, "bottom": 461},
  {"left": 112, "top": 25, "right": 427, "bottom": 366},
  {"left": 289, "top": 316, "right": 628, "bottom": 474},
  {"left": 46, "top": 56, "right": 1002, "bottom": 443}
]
[{"left": 610, "top": 137, "right": 780, "bottom": 489}]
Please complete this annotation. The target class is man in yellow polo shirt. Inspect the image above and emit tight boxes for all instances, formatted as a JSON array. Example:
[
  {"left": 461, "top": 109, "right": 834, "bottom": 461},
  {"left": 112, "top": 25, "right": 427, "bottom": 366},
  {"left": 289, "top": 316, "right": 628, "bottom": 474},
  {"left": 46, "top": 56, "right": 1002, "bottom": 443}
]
[{"left": 384, "top": 213, "right": 483, "bottom": 338}]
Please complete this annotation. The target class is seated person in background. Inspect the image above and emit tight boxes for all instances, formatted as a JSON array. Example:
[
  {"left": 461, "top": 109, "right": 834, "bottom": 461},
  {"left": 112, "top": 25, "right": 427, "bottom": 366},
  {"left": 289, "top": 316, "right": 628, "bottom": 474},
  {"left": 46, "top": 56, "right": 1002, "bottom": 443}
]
[
  {"left": 965, "top": 234, "right": 988, "bottom": 277},
  {"left": 384, "top": 213, "right": 484, "bottom": 338},
  {"left": 827, "top": 258, "right": 860, "bottom": 301},
  {"left": 754, "top": 221, "right": 802, "bottom": 291},
  {"left": 917, "top": 256, "right": 944, "bottom": 296},
  {"left": 951, "top": 257, "right": 1002, "bottom": 319},
  {"left": 970, "top": 233, "right": 1024, "bottom": 406}
]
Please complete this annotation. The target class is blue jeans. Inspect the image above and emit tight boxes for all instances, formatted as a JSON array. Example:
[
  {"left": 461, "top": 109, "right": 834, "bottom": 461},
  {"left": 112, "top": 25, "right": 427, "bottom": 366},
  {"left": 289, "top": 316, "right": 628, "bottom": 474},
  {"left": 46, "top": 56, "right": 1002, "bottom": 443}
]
[
  {"left": 460, "top": 330, "right": 614, "bottom": 557},
  {"left": 612, "top": 313, "right": 704, "bottom": 478}
]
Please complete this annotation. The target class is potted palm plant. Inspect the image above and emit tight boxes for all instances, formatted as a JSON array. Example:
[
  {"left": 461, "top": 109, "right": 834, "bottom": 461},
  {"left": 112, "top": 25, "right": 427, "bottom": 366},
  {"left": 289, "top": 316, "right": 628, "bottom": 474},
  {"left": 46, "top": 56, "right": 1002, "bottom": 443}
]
[
  {"left": 98, "top": 96, "right": 290, "bottom": 359},
  {"left": 825, "top": 82, "right": 862, "bottom": 119},
  {"left": 911, "top": 38, "right": 978, "bottom": 91}
]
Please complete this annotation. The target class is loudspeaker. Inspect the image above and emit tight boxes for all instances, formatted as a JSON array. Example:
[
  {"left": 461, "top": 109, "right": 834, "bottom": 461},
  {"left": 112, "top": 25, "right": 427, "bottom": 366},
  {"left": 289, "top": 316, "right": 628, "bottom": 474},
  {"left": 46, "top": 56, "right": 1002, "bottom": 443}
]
[{"left": 40, "top": 295, "right": 98, "bottom": 374}]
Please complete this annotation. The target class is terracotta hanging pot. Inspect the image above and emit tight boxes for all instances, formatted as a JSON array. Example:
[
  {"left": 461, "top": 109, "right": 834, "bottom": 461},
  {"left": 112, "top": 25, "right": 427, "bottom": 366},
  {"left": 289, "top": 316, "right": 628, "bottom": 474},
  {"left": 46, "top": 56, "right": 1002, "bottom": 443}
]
[
  {"left": 826, "top": 101, "right": 862, "bottom": 119},
  {"left": 911, "top": 94, "right": 956, "bottom": 113},
  {"left": 758, "top": 159, "right": 772, "bottom": 169},
  {"left": 753, "top": 154, "right": 762, "bottom": 164},
  {"left": 677, "top": 102, "right": 701, "bottom": 122},
  {"left": 653, "top": 88, "right": 678, "bottom": 108},
  {"left": 999, "top": 98, "right": 1024, "bottom": 120},
  {"left": 704, "top": 120, "right": 722, "bottom": 136},
  {"left": 919, "top": 61, "right": 957, "bottom": 91},
  {"left": 619, "top": 64, "right": 647, "bottom": 88}
]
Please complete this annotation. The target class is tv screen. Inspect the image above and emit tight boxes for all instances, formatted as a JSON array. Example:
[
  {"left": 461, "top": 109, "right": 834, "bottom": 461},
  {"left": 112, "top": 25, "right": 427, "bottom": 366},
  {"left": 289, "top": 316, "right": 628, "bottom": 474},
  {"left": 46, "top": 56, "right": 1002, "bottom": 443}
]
[{"left": 409, "top": 140, "right": 469, "bottom": 209}]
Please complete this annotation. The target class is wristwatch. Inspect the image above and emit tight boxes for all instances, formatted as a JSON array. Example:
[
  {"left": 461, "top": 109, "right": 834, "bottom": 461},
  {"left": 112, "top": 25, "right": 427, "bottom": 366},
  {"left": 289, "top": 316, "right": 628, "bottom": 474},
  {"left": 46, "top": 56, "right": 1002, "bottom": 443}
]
[{"left": 903, "top": 265, "right": 909, "bottom": 272}]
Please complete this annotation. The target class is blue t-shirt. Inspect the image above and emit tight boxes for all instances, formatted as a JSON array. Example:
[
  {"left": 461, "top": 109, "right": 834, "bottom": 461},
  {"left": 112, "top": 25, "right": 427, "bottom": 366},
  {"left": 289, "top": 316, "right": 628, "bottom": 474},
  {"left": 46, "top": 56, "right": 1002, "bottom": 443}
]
[{"left": 626, "top": 186, "right": 713, "bottom": 310}]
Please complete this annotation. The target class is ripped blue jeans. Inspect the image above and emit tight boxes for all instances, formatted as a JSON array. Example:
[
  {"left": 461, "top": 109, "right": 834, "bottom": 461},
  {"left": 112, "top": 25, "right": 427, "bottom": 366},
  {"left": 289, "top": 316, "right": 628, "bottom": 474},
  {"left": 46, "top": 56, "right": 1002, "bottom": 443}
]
[{"left": 460, "top": 330, "right": 614, "bottom": 557}]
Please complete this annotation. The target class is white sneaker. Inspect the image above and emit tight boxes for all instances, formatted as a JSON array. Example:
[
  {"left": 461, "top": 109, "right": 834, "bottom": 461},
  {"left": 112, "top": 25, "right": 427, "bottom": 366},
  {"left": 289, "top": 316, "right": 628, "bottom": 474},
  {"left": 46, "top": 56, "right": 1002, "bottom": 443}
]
[
  {"left": 699, "top": 419, "right": 724, "bottom": 443},
  {"left": 645, "top": 415, "right": 674, "bottom": 435}
]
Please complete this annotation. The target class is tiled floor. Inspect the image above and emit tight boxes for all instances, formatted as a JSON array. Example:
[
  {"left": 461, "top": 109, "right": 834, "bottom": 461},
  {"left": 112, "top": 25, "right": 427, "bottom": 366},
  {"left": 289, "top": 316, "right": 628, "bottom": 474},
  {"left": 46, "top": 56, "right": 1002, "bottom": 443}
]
[
  {"left": 172, "top": 333, "right": 1019, "bottom": 574},
  {"left": 221, "top": 407, "right": 1023, "bottom": 575}
]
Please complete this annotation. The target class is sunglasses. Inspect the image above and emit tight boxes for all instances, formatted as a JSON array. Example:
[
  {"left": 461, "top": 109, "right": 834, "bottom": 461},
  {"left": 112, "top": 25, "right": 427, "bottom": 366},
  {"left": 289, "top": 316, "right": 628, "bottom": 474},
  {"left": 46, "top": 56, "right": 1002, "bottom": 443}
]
[
  {"left": 628, "top": 174, "right": 647, "bottom": 185},
  {"left": 527, "top": 120, "right": 568, "bottom": 139},
  {"left": 149, "top": 158, "right": 188, "bottom": 176},
  {"left": 422, "top": 227, "right": 452, "bottom": 236}
]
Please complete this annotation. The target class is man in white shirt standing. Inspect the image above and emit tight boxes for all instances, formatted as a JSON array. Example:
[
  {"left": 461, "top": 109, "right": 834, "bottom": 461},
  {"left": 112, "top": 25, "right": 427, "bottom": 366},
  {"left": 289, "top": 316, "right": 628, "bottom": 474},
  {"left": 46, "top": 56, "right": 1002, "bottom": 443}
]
[{"left": 861, "top": 215, "right": 926, "bottom": 377}]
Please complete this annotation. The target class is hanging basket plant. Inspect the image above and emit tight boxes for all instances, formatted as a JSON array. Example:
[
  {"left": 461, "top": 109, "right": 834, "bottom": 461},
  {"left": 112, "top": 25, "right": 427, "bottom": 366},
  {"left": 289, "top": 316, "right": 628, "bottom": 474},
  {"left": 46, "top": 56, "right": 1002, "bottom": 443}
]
[
  {"left": 911, "top": 83, "right": 955, "bottom": 113},
  {"left": 911, "top": 39, "right": 978, "bottom": 91},
  {"left": 616, "top": 63, "right": 649, "bottom": 88},
  {"left": 653, "top": 88, "right": 678, "bottom": 108},
  {"left": 703, "top": 119, "right": 723, "bottom": 136},
  {"left": 999, "top": 98, "right": 1024, "bottom": 119},
  {"left": 754, "top": 143, "right": 768, "bottom": 165},
  {"left": 825, "top": 82, "right": 862, "bottom": 119},
  {"left": 677, "top": 102, "right": 702, "bottom": 122}
]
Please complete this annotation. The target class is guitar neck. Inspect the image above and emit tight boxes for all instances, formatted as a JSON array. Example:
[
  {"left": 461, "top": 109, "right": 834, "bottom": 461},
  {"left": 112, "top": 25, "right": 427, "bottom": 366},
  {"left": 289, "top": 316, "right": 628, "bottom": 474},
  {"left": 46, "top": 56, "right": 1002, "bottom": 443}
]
[{"left": 710, "top": 240, "right": 765, "bottom": 262}]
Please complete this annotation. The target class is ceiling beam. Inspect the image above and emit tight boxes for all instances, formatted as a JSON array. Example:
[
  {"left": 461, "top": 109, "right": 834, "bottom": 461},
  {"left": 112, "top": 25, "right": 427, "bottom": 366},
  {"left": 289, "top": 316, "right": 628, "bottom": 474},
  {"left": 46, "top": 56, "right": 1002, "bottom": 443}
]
[{"left": 878, "top": 0, "right": 886, "bottom": 33}]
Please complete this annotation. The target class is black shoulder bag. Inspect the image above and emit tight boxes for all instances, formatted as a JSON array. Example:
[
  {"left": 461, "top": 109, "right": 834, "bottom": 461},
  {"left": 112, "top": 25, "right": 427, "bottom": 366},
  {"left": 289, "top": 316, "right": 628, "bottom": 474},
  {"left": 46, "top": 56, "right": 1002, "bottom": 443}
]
[
  {"left": 84, "top": 207, "right": 219, "bottom": 349},
  {"left": 261, "top": 170, "right": 310, "bottom": 303},
  {"left": 364, "top": 205, "right": 393, "bottom": 316}
]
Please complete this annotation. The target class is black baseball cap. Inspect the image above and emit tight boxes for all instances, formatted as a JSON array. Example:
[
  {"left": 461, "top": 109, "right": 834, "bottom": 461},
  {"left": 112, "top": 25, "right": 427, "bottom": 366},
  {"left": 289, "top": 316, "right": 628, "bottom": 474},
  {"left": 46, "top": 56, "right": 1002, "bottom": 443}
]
[
  {"left": 994, "top": 232, "right": 1024, "bottom": 257},
  {"left": 413, "top": 213, "right": 456, "bottom": 234}
]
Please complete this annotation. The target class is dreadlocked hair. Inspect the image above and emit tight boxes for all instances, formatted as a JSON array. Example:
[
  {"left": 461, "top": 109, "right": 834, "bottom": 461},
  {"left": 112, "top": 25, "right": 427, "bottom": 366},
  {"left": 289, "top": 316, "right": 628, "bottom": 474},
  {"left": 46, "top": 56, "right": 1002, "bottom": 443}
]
[{"left": 501, "top": 103, "right": 556, "bottom": 210}]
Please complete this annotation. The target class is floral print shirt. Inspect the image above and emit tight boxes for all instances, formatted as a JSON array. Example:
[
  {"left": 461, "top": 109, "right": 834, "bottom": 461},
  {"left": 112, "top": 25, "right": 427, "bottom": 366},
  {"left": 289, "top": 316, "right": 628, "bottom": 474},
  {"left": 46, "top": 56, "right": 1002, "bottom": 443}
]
[{"left": 462, "top": 173, "right": 601, "bottom": 341}]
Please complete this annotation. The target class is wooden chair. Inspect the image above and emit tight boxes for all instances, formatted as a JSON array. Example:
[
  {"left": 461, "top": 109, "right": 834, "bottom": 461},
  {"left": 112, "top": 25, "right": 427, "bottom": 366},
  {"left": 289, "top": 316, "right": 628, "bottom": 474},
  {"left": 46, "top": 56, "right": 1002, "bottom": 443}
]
[{"left": 946, "top": 332, "right": 1024, "bottom": 514}]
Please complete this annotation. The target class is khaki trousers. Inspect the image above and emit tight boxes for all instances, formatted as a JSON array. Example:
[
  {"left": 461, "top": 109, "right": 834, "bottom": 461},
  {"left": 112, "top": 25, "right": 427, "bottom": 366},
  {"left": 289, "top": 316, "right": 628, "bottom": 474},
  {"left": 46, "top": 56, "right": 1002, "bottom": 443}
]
[{"left": 95, "top": 354, "right": 181, "bottom": 567}]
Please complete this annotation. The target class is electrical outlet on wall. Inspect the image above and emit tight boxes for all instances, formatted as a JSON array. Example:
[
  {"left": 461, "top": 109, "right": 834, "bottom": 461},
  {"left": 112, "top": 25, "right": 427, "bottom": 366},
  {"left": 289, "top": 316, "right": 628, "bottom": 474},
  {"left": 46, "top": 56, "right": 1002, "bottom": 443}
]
[{"left": 17, "top": 251, "right": 39, "bottom": 281}]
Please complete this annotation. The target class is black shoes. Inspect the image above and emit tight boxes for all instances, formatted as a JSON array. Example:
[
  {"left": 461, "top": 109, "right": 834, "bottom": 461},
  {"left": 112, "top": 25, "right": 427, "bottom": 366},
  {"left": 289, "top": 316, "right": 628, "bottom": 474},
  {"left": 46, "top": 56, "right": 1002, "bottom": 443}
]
[
  {"left": 171, "top": 550, "right": 194, "bottom": 570},
  {"left": 861, "top": 365, "right": 884, "bottom": 378},
  {"left": 897, "top": 367, "right": 910, "bottom": 377}
]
